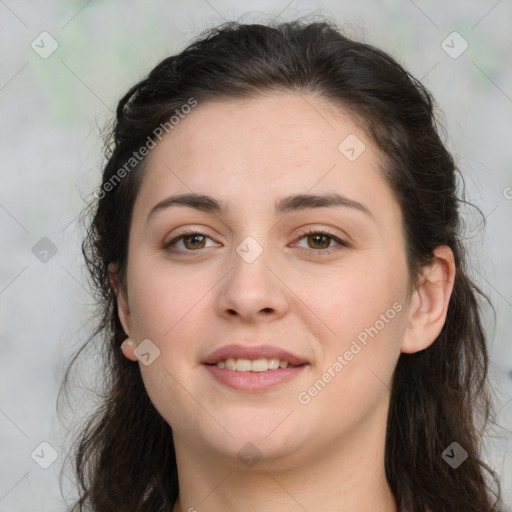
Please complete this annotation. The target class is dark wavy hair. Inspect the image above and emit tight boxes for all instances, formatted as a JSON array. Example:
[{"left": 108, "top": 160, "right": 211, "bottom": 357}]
[{"left": 60, "top": 18, "right": 504, "bottom": 512}]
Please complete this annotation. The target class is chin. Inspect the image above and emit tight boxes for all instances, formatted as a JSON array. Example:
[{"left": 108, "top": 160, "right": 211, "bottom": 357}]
[
  {"left": 202, "top": 414, "right": 308, "bottom": 463},
  {"left": 209, "top": 434, "right": 305, "bottom": 471}
]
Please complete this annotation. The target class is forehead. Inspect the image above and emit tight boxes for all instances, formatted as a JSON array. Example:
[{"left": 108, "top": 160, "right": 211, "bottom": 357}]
[
  {"left": 151, "top": 93, "right": 363, "bottom": 175},
  {"left": 133, "top": 92, "right": 400, "bottom": 225}
]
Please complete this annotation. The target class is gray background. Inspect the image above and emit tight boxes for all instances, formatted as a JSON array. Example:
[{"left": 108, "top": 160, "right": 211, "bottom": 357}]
[{"left": 1, "top": 0, "right": 511, "bottom": 510}]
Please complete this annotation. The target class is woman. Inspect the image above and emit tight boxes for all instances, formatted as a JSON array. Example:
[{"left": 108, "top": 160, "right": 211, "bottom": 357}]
[{"left": 63, "top": 18, "right": 504, "bottom": 512}]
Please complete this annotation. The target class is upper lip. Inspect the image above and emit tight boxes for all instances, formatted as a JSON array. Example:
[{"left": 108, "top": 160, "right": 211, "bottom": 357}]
[{"left": 202, "top": 344, "right": 309, "bottom": 366}]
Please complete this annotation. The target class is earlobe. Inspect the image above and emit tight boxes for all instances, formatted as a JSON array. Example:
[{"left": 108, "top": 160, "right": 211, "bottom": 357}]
[
  {"left": 401, "top": 246, "right": 456, "bottom": 354},
  {"left": 121, "top": 339, "right": 138, "bottom": 361}
]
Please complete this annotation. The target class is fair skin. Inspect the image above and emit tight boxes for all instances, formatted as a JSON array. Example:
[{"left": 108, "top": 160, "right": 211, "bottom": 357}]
[{"left": 109, "top": 92, "right": 455, "bottom": 512}]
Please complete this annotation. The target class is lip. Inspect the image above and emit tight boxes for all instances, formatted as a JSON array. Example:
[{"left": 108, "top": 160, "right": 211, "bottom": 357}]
[
  {"left": 203, "top": 364, "right": 308, "bottom": 392},
  {"left": 202, "top": 344, "right": 308, "bottom": 366},
  {"left": 202, "top": 343, "right": 309, "bottom": 392}
]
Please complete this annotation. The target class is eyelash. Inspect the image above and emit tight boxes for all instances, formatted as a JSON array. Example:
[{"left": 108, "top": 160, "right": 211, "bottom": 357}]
[{"left": 163, "top": 228, "right": 350, "bottom": 257}]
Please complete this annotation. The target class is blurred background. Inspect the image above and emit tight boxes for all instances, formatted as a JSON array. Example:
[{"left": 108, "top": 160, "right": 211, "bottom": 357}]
[{"left": 1, "top": 0, "right": 511, "bottom": 510}]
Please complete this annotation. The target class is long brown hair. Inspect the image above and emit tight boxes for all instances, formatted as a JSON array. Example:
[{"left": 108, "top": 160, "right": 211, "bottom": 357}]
[{"left": 60, "top": 18, "right": 504, "bottom": 511}]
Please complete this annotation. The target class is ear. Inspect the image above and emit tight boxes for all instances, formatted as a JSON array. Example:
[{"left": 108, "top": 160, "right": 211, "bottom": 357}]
[
  {"left": 109, "top": 263, "right": 137, "bottom": 362},
  {"left": 401, "top": 246, "right": 456, "bottom": 354},
  {"left": 108, "top": 262, "right": 132, "bottom": 338}
]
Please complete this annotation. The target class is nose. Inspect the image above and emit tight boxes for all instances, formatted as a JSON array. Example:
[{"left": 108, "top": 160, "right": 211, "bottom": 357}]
[{"left": 215, "top": 238, "right": 290, "bottom": 324}]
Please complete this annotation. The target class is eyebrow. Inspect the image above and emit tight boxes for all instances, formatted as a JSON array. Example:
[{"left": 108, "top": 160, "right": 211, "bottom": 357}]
[{"left": 146, "top": 192, "right": 374, "bottom": 223}]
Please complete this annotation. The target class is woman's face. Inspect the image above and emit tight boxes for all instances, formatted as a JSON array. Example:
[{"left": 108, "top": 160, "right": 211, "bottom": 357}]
[{"left": 116, "top": 92, "right": 413, "bottom": 469}]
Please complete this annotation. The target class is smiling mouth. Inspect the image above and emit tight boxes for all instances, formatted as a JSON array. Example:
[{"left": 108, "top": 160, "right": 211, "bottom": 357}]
[{"left": 205, "top": 357, "right": 307, "bottom": 372}]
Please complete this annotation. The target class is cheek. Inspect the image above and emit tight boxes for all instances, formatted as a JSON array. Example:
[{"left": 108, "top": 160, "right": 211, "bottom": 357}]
[
  {"left": 125, "top": 260, "right": 211, "bottom": 426},
  {"left": 298, "top": 257, "right": 405, "bottom": 344},
  {"left": 298, "top": 253, "right": 407, "bottom": 397},
  {"left": 126, "top": 255, "right": 202, "bottom": 341},
  {"left": 296, "top": 270, "right": 405, "bottom": 428}
]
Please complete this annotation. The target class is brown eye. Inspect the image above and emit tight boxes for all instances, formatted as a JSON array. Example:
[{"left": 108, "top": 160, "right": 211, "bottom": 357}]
[
  {"left": 164, "top": 231, "right": 215, "bottom": 253},
  {"left": 182, "top": 233, "right": 207, "bottom": 250},
  {"left": 294, "top": 228, "right": 350, "bottom": 256},
  {"left": 306, "top": 233, "right": 332, "bottom": 249}
]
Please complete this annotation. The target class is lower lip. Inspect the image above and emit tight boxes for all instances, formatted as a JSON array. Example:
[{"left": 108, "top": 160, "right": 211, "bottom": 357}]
[{"left": 203, "top": 364, "right": 308, "bottom": 391}]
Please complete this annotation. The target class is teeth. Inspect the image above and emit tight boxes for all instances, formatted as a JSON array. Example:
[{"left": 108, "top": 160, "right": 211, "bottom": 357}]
[
  {"left": 235, "top": 358, "right": 252, "bottom": 372},
  {"left": 225, "top": 358, "right": 237, "bottom": 371},
  {"left": 267, "top": 358, "right": 280, "bottom": 370},
  {"left": 215, "top": 357, "right": 294, "bottom": 371},
  {"left": 251, "top": 358, "right": 269, "bottom": 372}
]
